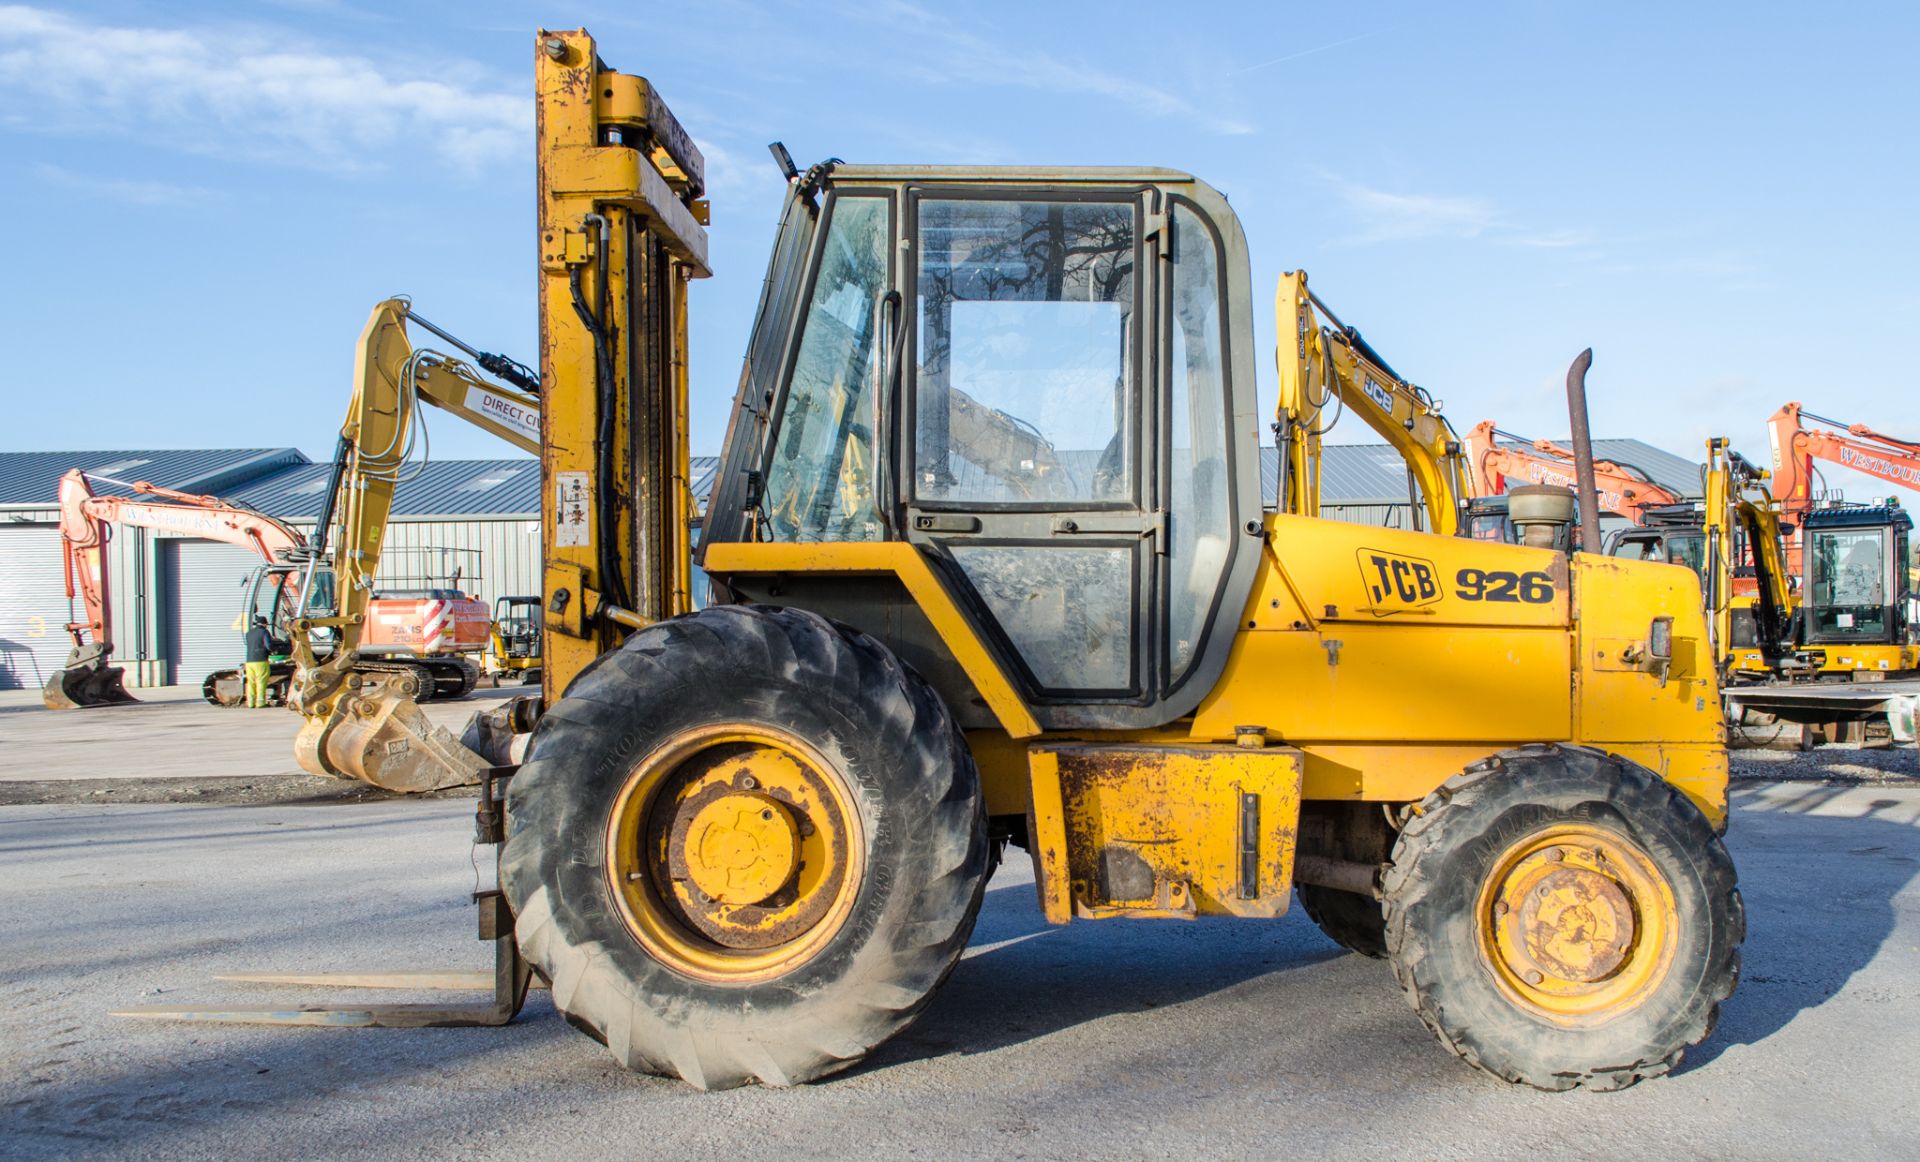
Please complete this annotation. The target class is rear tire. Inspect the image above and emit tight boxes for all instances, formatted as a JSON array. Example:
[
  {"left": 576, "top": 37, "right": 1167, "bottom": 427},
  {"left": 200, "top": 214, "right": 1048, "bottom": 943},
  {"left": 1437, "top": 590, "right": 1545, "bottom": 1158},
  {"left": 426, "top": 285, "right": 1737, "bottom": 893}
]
[
  {"left": 502, "top": 604, "right": 987, "bottom": 1089},
  {"left": 1297, "top": 884, "right": 1387, "bottom": 959},
  {"left": 1382, "top": 744, "right": 1742, "bottom": 1092}
]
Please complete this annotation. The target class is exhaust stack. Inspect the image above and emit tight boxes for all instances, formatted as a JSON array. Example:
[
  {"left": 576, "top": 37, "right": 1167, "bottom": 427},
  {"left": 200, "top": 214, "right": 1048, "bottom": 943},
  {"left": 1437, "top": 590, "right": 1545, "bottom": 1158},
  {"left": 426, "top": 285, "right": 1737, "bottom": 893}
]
[{"left": 1564, "top": 348, "right": 1603, "bottom": 553}]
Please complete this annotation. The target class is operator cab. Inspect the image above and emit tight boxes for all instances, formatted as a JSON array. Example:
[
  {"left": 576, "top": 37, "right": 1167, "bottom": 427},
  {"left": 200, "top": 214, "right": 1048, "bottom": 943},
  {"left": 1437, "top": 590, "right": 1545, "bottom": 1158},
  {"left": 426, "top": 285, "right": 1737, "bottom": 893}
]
[
  {"left": 704, "top": 166, "right": 1264, "bottom": 729},
  {"left": 492, "top": 596, "right": 542, "bottom": 659},
  {"left": 243, "top": 564, "right": 338, "bottom": 655},
  {"left": 1800, "top": 503, "right": 1912, "bottom": 646}
]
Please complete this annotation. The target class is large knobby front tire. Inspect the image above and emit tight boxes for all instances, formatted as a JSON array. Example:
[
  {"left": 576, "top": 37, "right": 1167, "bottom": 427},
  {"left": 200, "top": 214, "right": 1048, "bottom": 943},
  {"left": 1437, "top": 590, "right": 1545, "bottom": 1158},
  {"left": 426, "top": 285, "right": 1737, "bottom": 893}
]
[
  {"left": 501, "top": 605, "right": 987, "bottom": 1089},
  {"left": 1382, "top": 744, "right": 1742, "bottom": 1092}
]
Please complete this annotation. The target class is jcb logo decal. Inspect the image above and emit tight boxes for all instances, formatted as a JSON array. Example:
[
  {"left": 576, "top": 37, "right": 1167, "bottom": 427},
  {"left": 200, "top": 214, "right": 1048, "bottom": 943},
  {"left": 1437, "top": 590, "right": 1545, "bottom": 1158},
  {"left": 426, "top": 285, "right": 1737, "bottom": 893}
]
[{"left": 1358, "top": 550, "right": 1441, "bottom": 614}]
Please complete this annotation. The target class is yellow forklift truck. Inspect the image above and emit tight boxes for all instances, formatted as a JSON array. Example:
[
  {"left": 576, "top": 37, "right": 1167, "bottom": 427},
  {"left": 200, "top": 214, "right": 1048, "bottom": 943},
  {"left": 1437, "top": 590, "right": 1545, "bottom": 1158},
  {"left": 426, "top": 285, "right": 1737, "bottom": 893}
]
[{"left": 133, "top": 29, "right": 1741, "bottom": 1095}]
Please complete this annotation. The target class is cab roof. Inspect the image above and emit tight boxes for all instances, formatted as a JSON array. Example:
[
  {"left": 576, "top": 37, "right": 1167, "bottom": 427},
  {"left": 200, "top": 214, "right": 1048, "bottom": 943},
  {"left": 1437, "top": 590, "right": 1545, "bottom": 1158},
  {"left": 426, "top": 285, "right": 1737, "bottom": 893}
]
[{"left": 826, "top": 164, "right": 1199, "bottom": 185}]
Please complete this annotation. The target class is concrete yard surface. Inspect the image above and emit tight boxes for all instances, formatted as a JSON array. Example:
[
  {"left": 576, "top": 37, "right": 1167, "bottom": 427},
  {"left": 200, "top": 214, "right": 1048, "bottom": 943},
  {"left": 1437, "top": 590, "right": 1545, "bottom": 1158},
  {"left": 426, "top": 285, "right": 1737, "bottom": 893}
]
[
  {"left": 0, "top": 685, "right": 525, "bottom": 803},
  {"left": 2, "top": 773, "right": 1918, "bottom": 1160}
]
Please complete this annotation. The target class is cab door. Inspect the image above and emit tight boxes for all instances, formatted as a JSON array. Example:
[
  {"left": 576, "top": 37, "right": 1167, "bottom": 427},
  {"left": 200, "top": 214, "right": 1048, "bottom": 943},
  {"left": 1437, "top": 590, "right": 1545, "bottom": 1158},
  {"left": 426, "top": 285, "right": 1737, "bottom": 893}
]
[{"left": 902, "top": 189, "right": 1157, "bottom": 705}]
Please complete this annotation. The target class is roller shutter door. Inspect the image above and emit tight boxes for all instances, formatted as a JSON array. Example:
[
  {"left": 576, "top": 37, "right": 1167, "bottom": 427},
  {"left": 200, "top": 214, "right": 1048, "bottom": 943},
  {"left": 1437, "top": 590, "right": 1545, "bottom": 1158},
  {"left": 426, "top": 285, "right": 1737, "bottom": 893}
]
[
  {"left": 0, "top": 524, "right": 70, "bottom": 691},
  {"left": 162, "top": 539, "right": 262, "bottom": 685}
]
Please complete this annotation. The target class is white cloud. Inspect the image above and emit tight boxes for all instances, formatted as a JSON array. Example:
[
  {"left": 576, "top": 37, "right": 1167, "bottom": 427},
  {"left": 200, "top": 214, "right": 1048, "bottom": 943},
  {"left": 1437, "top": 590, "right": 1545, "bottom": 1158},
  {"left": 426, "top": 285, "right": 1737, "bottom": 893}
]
[
  {"left": 1326, "top": 175, "right": 1597, "bottom": 252},
  {"left": 0, "top": 5, "right": 527, "bottom": 175},
  {"left": 849, "top": 1, "right": 1254, "bottom": 136},
  {"left": 1335, "top": 183, "right": 1502, "bottom": 243},
  {"left": 32, "top": 162, "right": 215, "bottom": 207}
]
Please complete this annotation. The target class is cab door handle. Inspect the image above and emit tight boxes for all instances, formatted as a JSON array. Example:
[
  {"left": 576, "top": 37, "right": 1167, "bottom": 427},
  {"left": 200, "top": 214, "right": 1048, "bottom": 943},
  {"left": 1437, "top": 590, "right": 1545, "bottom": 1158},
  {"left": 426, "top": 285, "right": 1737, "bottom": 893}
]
[{"left": 912, "top": 513, "right": 981, "bottom": 533}]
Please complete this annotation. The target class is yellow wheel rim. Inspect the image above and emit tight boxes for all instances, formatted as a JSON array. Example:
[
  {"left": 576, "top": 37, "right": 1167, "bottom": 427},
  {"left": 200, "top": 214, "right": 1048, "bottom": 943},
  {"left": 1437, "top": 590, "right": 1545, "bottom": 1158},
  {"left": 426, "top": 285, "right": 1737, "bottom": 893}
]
[
  {"left": 604, "top": 723, "right": 864, "bottom": 984},
  {"left": 1474, "top": 822, "right": 1678, "bottom": 1024}
]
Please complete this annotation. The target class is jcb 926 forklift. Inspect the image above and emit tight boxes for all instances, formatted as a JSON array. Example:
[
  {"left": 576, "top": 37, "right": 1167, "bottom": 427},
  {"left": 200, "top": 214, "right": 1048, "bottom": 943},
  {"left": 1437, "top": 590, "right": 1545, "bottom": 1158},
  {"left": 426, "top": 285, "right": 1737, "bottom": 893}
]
[{"left": 146, "top": 29, "right": 1742, "bottom": 1095}]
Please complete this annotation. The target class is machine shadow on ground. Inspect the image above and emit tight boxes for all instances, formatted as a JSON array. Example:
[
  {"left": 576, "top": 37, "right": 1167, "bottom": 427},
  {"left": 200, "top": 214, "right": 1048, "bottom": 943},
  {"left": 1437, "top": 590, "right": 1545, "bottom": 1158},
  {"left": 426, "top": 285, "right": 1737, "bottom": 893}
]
[
  {"left": 857, "top": 878, "right": 1350, "bottom": 1073},
  {"left": 1679, "top": 783, "right": 1920, "bottom": 1073}
]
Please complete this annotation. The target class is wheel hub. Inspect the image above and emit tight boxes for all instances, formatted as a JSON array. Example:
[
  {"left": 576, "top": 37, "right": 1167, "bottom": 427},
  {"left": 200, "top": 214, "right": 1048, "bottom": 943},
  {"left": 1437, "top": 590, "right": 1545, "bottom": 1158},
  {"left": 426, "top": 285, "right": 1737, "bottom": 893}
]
[
  {"left": 1509, "top": 864, "right": 1634, "bottom": 983},
  {"left": 1476, "top": 824, "right": 1678, "bottom": 1022},
  {"left": 680, "top": 791, "right": 799, "bottom": 906},
  {"left": 605, "top": 725, "right": 863, "bottom": 982}
]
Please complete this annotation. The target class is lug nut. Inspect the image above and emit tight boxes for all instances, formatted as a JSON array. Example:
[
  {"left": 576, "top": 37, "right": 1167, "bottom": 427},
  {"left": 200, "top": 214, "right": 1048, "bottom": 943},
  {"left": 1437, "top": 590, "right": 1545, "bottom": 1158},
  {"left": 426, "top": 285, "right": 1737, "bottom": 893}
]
[
  {"left": 1493, "top": 900, "right": 1509, "bottom": 917},
  {"left": 1524, "top": 969, "right": 1544, "bottom": 985},
  {"left": 1546, "top": 847, "right": 1565, "bottom": 862},
  {"left": 740, "top": 775, "right": 758, "bottom": 790}
]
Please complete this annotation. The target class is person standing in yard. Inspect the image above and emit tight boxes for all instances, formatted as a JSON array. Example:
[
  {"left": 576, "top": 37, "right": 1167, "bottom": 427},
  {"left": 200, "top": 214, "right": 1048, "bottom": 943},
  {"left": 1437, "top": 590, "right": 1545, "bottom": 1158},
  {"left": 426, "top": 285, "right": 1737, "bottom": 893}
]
[{"left": 244, "top": 615, "right": 274, "bottom": 708}]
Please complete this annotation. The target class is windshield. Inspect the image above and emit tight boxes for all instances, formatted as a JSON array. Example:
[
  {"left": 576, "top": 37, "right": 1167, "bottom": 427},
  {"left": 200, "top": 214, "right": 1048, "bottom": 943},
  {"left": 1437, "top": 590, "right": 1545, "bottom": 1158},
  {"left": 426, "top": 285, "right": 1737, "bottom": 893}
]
[
  {"left": 761, "top": 195, "right": 892, "bottom": 541},
  {"left": 1465, "top": 506, "right": 1513, "bottom": 543},
  {"left": 1613, "top": 531, "right": 1706, "bottom": 579},
  {"left": 1808, "top": 527, "right": 1890, "bottom": 640},
  {"left": 703, "top": 185, "right": 824, "bottom": 545}
]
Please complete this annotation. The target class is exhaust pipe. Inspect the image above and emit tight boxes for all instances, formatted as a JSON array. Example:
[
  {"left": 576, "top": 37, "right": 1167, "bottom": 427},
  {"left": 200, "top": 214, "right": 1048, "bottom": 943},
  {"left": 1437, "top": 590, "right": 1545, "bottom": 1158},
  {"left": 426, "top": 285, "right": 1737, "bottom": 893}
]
[{"left": 1564, "top": 348, "right": 1603, "bottom": 553}]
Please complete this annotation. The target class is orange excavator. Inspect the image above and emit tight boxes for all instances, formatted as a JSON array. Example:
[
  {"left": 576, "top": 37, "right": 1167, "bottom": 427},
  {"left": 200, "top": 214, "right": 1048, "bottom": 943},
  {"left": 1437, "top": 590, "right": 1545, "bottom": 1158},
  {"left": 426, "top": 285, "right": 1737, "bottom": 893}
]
[
  {"left": 44, "top": 470, "right": 314, "bottom": 708},
  {"left": 1465, "top": 420, "right": 1686, "bottom": 522},
  {"left": 44, "top": 467, "right": 489, "bottom": 710}
]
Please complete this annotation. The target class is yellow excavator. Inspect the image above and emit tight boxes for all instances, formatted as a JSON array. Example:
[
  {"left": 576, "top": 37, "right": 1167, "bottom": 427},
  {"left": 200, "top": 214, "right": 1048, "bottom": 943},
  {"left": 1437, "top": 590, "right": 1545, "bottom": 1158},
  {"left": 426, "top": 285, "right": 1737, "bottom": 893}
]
[
  {"left": 126, "top": 28, "right": 1742, "bottom": 1096},
  {"left": 283, "top": 297, "right": 544, "bottom": 791},
  {"left": 1274, "top": 270, "right": 1472, "bottom": 535}
]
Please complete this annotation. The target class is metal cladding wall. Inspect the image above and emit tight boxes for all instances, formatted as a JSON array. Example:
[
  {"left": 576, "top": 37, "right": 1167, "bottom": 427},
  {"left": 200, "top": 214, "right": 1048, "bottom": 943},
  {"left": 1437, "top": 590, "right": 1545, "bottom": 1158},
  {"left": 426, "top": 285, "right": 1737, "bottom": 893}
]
[
  {"left": 1321, "top": 503, "right": 1418, "bottom": 530},
  {"left": 161, "top": 539, "right": 266, "bottom": 685},
  {"left": 146, "top": 517, "right": 544, "bottom": 688},
  {"left": 334, "top": 517, "right": 545, "bottom": 610},
  {"left": 0, "top": 524, "right": 69, "bottom": 691}
]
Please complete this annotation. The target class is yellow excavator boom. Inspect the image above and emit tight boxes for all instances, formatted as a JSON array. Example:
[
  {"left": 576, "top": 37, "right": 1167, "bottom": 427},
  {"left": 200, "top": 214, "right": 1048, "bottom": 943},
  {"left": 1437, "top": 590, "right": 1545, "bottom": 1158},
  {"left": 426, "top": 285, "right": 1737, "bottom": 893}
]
[
  {"left": 1275, "top": 270, "right": 1470, "bottom": 535},
  {"left": 290, "top": 299, "right": 547, "bottom": 791}
]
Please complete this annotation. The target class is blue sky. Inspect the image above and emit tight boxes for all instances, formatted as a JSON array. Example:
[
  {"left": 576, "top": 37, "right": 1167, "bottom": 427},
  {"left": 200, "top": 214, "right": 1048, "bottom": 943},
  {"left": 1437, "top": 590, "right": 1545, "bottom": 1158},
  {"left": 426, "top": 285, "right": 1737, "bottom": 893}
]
[{"left": 2, "top": 1, "right": 1915, "bottom": 506}]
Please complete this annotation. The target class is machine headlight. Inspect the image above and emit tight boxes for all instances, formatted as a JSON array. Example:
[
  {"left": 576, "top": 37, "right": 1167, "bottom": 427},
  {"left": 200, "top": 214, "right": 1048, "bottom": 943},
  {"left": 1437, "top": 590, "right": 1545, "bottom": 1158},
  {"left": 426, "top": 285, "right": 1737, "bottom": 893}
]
[{"left": 1649, "top": 616, "right": 1674, "bottom": 662}]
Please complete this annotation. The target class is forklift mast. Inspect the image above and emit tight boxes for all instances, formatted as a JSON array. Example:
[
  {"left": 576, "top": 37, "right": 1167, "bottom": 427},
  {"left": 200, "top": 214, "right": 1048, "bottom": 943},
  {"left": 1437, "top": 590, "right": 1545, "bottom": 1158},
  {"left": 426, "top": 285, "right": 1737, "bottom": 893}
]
[{"left": 534, "top": 30, "right": 711, "bottom": 699}]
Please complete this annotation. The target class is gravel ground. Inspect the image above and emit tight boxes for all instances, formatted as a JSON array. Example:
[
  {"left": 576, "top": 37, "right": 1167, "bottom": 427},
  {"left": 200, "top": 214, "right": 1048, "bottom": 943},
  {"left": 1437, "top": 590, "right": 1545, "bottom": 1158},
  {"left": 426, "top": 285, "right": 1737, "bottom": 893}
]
[{"left": 1, "top": 694, "right": 1916, "bottom": 1159}]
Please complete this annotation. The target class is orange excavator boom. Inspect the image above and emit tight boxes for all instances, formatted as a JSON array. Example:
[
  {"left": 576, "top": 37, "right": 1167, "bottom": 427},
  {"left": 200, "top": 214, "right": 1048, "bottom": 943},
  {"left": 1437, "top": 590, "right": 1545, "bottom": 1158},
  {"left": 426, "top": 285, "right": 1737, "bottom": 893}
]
[
  {"left": 1767, "top": 401, "right": 1920, "bottom": 519},
  {"left": 1464, "top": 420, "right": 1686, "bottom": 522}
]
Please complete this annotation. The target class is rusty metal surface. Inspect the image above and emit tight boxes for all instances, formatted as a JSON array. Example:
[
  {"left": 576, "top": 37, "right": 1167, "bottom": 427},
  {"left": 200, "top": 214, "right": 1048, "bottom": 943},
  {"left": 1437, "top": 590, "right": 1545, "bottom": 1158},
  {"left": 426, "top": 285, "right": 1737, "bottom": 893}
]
[
  {"left": 1027, "top": 743, "right": 1304, "bottom": 922},
  {"left": 294, "top": 670, "right": 487, "bottom": 793}
]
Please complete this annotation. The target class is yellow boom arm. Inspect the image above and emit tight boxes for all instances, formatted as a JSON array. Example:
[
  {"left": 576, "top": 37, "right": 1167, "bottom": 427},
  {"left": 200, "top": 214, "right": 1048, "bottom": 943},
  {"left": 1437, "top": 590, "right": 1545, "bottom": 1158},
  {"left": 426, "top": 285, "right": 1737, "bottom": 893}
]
[
  {"left": 291, "top": 299, "right": 545, "bottom": 791},
  {"left": 296, "top": 298, "right": 540, "bottom": 671},
  {"left": 1702, "top": 438, "right": 1792, "bottom": 666},
  {"left": 1275, "top": 270, "right": 1469, "bottom": 535}
]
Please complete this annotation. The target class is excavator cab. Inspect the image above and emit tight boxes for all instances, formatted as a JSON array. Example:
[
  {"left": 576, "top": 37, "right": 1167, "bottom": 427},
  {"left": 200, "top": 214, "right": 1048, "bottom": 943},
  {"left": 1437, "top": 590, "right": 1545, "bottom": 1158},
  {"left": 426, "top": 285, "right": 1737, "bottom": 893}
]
[
  {"left": 485, "top": 595, "right": 543, "bottom": 684},
  {"left": 1801, "top": 504, "right": 1912, "bottom": 648},
  {"left": 203, "top": 563, "right": 340, "bottom": 706},
  {"left": 1609, "top": 522, "right": 1709, "bottom": 575},
  {"left": 240, "top": 563, "right": 338, "bottom": 649}
]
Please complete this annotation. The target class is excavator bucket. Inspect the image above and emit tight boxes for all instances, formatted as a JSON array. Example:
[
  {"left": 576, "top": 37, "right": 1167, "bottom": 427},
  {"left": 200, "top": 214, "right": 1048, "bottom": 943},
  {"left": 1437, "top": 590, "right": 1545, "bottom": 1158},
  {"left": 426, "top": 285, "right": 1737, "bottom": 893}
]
[
  {"left": 293, "top": 668, "right": 489, "bottom": 793},
  {"left": 42, "top": 661, "right": 137, "bottom": 710}
]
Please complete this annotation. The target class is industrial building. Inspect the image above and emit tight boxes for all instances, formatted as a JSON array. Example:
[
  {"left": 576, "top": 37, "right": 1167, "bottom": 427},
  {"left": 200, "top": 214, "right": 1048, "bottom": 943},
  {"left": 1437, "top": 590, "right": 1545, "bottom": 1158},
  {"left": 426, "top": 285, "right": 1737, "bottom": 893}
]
[{"left": 0, "top": 439, "right": 1698, "bottom": 691}]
